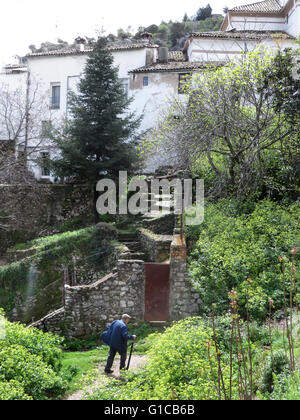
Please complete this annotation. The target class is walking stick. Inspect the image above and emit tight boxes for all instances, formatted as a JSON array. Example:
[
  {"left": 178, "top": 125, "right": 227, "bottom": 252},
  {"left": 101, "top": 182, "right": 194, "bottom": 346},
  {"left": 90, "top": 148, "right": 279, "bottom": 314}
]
[{"left": 126, "top": 343, "right": 134, "bottom": 370}]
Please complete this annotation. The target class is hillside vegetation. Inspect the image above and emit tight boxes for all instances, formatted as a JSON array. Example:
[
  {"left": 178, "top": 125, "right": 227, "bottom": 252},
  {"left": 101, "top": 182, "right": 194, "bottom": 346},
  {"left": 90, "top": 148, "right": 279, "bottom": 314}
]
[{"left": 28, "top": 6, "right": 223, "bottom": 54}]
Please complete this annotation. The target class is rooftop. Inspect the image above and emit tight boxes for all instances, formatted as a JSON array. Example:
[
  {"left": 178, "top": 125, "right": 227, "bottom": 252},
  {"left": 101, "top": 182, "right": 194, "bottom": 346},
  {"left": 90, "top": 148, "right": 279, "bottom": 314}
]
[
  {"left": 27, "top": 43, "right": 158, "bottom": 58},
  {"left": 229, "top": 0, "right": 283, "bottom": 14},
  {"left": 129, "top": 61, "right": 224, "bottom": 74},
  {"left": 1, "top": 63, "right": 28, "bottom": 74},
  {"left": 189, "top": 30, "right": 294, "bottom": 40}
]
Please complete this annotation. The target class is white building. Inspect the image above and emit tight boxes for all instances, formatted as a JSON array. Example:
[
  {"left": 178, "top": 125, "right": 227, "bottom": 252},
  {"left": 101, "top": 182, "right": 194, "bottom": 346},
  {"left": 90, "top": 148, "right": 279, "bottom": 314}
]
[
  {"left": 0, "top": 0, "right": 299, "bottom": 179},
  {"left": 23, "top": 40, "right": 159, "bottom": 179},
  {"left": 221, "top": 0, "right": 300, "bottom": 36},
  {"left": 184, "top": 0, "right": 299, "bottom": 63}
]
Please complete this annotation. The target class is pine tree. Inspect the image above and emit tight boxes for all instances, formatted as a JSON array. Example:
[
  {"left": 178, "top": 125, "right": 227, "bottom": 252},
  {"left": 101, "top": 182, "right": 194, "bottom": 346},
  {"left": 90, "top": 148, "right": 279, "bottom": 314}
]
[
  {"left": 50, "top": 37, "right": 140, "bottom": 222},
  {"left": 195, "top": 4, "right": 212, "bottom": 21}
]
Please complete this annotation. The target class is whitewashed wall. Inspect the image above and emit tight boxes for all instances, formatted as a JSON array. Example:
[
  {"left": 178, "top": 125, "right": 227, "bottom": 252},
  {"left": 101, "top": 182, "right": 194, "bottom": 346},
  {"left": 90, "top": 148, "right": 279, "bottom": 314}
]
[
  {"left": 188, "top": 36, "right": 297, "bottom": 63},
  {"left": 287, "top": 1, "right": 300, "bottom": 37},
  {"left": 0, "top": 71, "right": 27, "bottom": 91},
  {"left": 230, "top": 15, "right": 286, "bottom": 32}
]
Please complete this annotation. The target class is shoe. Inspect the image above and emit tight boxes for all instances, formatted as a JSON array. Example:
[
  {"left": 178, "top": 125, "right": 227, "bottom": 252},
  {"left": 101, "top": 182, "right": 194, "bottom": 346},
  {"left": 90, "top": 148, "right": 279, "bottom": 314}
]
[{"left": 104, "top": 369, "right": 114, "bottom": 374}]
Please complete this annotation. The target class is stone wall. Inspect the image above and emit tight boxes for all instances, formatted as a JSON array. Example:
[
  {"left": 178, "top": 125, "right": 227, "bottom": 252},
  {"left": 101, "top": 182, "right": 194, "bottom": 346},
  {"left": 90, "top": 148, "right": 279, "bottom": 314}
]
[
  {"left": 169, "top": 235, "right": 201, "bottom": 321},
  {"left": 30, "top": 308, "right": 66, "bottom": 337},
  {"left": 1, "top": 224, "right": 122, "bottom": 324},
  {"left": 0, "top": 183, "right": 93, "bottom": 255},
  {"left": 138, "top": 228, "right": 173, "bottom": 263},
  {"left": 29, "top": 235, "right": 201, "bottom": 338},
  {"left": 142, "top": 213, "right": 175, "bottom": 235},
  {"left": 8, "top": 256, "right": 118, "bottom": 325},
  {"left": 30, "top": 260, "right": 145, "bottom": 339}
]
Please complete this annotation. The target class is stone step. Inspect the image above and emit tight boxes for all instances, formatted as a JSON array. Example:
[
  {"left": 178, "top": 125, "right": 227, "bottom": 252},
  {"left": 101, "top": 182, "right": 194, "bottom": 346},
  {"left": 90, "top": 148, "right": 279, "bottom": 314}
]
[
  {"left": 6, "top": 248, "right": 36, "bottom": 263},
  {"left": 140, "top": 192, "right": 173, "bottom": 197},
  {"left": 129, "top": 252, "right": 146, "bottom": 261},
  {"left": 118, "top": 232, "right": 138, "bottom": 241},
  {"left": 148, "top": 201, "right": 174, "bottom": 210},
  {"left": 142, "top": 211, "right": 173, "bottom": 219},
  {"left": 122, "top": 241, "right": 141, "bottom": 252}
]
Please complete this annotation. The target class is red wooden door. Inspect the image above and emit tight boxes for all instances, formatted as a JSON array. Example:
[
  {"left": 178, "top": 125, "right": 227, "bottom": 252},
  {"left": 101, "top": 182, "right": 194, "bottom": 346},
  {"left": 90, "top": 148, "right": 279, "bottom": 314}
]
[{"left": 144, "top": 263, "right": 170, "bottom": 321}]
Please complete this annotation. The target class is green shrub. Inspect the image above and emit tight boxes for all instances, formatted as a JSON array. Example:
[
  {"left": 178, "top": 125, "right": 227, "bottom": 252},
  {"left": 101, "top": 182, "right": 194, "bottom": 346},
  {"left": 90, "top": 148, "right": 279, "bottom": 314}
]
[
  {"left": 87, "top": 317, "right": 238, "bottom": 400},
  {"left": 269, "top": 371, "right": 300, "bottom": 400},
  {"left": 0, "top": 345, "right": 65, "bottom": 400},
  {"left": 187, "top": 199, "right": 300, "bottom": 321},
  {"left": 258, "top": 350, "right": 289, "bottom": 394},
  {"left": 0, "top": 380, "right": 33, "bottom": 401},
  {"left": 2, "top": 318, "right": 63, "bottom": 370},
  {"left": 0, "top": 310, "right": 68, "bottom": 400},
  {"left": 63, "top": 334, "right": 100, "bottom": 351}
]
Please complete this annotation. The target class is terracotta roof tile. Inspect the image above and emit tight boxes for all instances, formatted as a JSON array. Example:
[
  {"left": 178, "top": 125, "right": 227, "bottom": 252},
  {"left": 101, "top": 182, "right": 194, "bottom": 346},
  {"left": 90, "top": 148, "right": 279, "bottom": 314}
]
[
  {"left": 230, "top": 0, "right": 283, "bottom": 13},
  {"left": 129, "top": 61, "right": 224, "bottom": 73},
  {"left": 27, "top": 43, "right": 158, "bottom": 58},
  {"left": 190, "top": 30, "right": 294, "bottom": 40}
]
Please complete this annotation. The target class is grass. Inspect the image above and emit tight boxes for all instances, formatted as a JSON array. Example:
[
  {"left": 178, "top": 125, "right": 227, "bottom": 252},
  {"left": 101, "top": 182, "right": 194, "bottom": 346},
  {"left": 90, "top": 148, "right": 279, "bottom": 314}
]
[
  {"left": 271, "top": 313, "right": 300, "bottom": 367},
  {"left": 58, "top": 317, "right": 299, "bottom": 400},
  {"left": 61, "top": 346, "right": 108, "bottom": 396},
  {"left": 60, "top": 323, "right": 160, "bottom": 398}
]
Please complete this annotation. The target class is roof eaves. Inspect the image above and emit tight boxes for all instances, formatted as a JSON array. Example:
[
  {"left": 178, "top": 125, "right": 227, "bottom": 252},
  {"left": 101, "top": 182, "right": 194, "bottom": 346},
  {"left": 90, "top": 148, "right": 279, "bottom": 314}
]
[
  {"left": 229, "top": 0, "right": 283, "bottom": 14},
  {"left": 26, "top": 43, "right": 159, "bottom": 58},
  {"left": 129, "top": 61, "right": 224, "bottom": 74},
  {"left": 189, "top": 30, "right": 294, "bottom": 40}
]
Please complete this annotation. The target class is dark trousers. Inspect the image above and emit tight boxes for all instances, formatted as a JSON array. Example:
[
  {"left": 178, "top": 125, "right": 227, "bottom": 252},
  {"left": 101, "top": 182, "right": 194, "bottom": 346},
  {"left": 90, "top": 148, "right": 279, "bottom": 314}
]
[{"left": 105, "top": 347, "right": 127, "bottom": 372}]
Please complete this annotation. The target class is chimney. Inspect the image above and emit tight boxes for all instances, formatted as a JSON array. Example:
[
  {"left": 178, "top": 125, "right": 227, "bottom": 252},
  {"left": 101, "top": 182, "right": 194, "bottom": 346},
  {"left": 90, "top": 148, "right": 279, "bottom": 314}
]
[
  {"left": 140, "top": 32, "right": 153, "bottom": 44},
  {"left": 75, "top": 37, "right": 86, "bottom": 52},
  {"left": 158, "top": 47, "right": 168, "bottom": 64}
]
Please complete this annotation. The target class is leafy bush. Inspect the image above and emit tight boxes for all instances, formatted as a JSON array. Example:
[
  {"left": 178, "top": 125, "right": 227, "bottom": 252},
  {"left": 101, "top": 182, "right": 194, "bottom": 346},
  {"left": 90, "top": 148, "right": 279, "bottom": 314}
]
[
  {"left": 87, "top": 317, "right": 238, "bottom": 400},
  {"left": 0, "top": 310, "right": 69, "bottom": 400},
  {"left": 0, "top": 380, "right": 33, "bottom": 400},
  {"left": 63, "top": 334, "right": 100, "bottom": 351},
  {"left": 258, "top": 351, "right": 290, "bottom": 394},
  {"left": 2, "top": 314, "right": 63, "bottom": 370},
  {"left": 268, "top": 371, "right": 300, "bottom": 400},
  {"left": 187, "top": 199, "right": 300, "bottom": 321},
  {"left": 0, "top": 345, "right": 65, "bottom": 399}
]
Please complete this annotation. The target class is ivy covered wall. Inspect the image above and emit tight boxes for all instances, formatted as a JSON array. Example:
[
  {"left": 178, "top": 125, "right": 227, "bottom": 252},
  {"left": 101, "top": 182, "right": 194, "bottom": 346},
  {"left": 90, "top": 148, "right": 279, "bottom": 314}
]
[{"left": 0, "top": 224, "right": 123, "bottom": 323}]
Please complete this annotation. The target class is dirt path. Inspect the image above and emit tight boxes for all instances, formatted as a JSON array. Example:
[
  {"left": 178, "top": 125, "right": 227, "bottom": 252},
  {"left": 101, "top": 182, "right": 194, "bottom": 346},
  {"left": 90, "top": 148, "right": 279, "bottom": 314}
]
[{"left": 66, "top": 354, "right": 147, "bottom": 401}]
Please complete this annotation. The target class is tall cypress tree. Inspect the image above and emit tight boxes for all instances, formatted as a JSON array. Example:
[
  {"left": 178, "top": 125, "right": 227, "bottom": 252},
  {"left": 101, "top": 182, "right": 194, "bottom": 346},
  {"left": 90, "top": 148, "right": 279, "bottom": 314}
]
[{"left": 50, "top": 37, "right": 140, "bottom": 222}]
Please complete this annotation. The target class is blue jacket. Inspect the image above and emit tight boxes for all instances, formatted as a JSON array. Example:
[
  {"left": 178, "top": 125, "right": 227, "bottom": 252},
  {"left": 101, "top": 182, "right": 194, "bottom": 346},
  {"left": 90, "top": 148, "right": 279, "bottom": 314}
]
[{"left": 103, "top": 320, "right": 133, "bottom": 352}]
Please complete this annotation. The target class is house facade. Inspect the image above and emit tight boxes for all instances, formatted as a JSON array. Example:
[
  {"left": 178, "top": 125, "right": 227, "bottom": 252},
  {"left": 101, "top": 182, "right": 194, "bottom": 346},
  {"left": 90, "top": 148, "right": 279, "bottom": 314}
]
[
  {"left": 0, "top": 0, "right": 299, "bottom": 179},
  {"left": 221, "top": 0, "right": 300, "bottom": 36},
  {"left": 184, "top": 0, "right": 299, "bottom": 63}
]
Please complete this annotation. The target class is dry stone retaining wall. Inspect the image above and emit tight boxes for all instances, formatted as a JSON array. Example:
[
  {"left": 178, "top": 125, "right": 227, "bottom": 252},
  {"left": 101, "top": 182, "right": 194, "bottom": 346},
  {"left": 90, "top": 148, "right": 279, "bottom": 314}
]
[
  {"left": 169, "top": 236, "right": 201, "bottom": 320},
  {"left": 31, "top": 260, "right": 145, "bottom": 338},
  {"left": 30, "top": 236, "right": 201, "bottom": 338},
  {"left": 0, "top": 183, "right": 93, "bottom": 254},
  {"left": 138, "top": 228, "right": 173, "bottom": 262}
]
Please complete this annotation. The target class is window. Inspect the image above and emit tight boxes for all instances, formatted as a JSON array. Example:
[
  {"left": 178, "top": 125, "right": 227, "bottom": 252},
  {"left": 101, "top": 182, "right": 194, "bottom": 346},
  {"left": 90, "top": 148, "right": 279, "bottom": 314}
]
[
  {"left": 41, "top": 152, "right": 50, "bottom": 177},
  {"left": 178, "top": 73, "right": 191, "bottom": 94},
  {"left": 50, "top": 83, "right": 60, "bottom": 109},
  {"left": 143, "top": 76, "right": 149, "bottom": 87}
]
